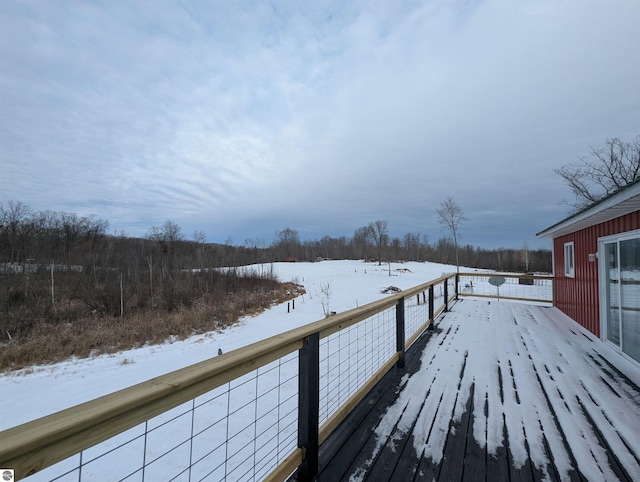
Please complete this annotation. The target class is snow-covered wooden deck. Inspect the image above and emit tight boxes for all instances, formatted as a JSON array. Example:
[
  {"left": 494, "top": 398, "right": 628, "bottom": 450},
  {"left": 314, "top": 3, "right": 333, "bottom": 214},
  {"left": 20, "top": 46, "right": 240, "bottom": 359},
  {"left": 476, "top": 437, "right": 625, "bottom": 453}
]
[{"left": 316, "top": 299, "right": 640, "bottom": 481}]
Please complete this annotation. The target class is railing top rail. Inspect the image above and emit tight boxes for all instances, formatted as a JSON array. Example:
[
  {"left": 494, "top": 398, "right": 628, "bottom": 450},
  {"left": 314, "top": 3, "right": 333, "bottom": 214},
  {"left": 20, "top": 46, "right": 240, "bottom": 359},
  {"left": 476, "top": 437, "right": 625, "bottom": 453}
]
[
  {"left": 1, "top": 334, "right": 305, "bottom": 475},
  {"left": 0, "top": 272, "right": 458, "bottom": 477},
  {"left": 458, "top": 272, "right": 554, "bottom": 280}
]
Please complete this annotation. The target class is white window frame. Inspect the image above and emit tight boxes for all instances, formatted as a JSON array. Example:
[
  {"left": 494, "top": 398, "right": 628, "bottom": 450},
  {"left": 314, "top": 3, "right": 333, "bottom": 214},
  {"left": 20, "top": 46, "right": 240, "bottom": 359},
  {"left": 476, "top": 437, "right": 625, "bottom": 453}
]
[
  {"left": 598, "top": 230, "right": 640, "bottom": 361},
  {"left": 564, "top": 241, "right": 575, "bottom": 278}
]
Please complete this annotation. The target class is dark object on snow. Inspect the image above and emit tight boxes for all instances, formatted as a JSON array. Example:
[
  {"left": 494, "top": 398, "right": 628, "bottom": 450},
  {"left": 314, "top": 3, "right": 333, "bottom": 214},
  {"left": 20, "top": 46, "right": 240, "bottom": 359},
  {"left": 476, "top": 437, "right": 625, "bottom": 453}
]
[
  {"left": 381, "top": 286, "right": 401, "bottom": 294},
  {"left": 218, "top": 348, "right": 223, "bottom": 356}
]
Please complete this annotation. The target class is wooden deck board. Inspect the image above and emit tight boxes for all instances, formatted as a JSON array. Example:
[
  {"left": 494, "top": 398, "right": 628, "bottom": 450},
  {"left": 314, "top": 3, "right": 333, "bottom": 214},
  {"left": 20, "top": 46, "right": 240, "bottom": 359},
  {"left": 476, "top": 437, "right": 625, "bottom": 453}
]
[{"left": 315, "top": 300, "right": 640, "bottom": 482}]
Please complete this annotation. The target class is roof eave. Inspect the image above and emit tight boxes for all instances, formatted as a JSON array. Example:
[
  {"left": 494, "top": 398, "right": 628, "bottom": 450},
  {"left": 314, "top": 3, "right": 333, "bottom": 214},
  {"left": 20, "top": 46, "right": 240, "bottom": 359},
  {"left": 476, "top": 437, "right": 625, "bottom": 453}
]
[{"left": 537, "top": 181, "right": 640, "bottom": 239}]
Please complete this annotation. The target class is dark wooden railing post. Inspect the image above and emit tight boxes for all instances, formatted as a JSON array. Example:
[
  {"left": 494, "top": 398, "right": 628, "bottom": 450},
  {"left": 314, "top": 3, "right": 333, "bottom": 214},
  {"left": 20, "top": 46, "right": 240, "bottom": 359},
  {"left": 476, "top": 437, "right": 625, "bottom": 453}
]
[
  {"left": 428, "top": 285, "right": 434, "bottom": 330},
  {"left": 444, "top": 279, "right": 449, "bottom": 312},
  {"left": 396, "top": 297, "right": 405, "bottom": 368},
  {"left": 455, "top": 273, "right": 459, "bottom": 300},
  {"left": 297, "top": 332, "right": 319, "bottom": 481}
]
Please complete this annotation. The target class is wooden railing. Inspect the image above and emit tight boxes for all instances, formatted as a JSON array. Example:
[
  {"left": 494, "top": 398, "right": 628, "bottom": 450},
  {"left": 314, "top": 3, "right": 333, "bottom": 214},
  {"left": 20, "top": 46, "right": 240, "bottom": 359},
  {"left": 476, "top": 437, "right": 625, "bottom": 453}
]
[
  {"left": 457, "top": 272, "right": 554, "bottom": 304},
  {"left": 0, "top": 272, "right": 552, "bottom": 481}
]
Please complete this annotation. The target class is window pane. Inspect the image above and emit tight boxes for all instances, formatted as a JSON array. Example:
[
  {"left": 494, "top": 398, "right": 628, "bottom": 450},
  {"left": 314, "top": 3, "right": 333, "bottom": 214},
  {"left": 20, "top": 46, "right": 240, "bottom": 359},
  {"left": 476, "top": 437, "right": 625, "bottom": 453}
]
[
  {"left": 564, "top": 243, "right": 574, "bottom": 277},
  {"left": 620, "top": 237, "right": 640, "bottom": 363},
  {"left": 605, "top": 242, "right": 620, "bottom": 346}
]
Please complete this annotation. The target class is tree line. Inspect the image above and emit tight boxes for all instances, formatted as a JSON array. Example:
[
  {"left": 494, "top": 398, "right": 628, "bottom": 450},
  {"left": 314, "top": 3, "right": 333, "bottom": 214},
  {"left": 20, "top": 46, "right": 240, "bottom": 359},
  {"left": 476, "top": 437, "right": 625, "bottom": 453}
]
[
  {"left": 1, "top": 200, "right": 550, "bottom": 275},
  {"left": 268, "top": 223, "right": 550, "bottom": 273},
  {"left": 0, "top": 200, "right": 549, "bottom": 357},
  {"left": 0, "top": 202, "right": 306, "bottom": 369}
]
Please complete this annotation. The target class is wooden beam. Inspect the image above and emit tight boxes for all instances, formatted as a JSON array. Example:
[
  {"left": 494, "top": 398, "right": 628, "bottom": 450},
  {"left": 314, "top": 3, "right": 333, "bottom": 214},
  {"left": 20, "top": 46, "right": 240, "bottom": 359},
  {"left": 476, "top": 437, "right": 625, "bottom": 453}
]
[{"left": 263, "top": 448, "right": 303, "bottom": 482}]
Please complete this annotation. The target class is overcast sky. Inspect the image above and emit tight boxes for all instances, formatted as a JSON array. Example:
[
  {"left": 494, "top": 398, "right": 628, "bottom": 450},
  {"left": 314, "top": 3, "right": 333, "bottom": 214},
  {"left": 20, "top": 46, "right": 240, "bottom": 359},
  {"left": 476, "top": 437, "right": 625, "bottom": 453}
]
[{"left": 1, "top": 0, "right": 639, "bottom": 249}]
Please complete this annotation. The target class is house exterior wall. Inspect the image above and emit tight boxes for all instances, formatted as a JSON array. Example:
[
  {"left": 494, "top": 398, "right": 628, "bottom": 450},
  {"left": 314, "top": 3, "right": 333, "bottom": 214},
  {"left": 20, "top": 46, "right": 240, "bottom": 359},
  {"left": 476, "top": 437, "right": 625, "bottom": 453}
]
[{"left": 553, "top": 210, "right": 640, "bottom": 336}]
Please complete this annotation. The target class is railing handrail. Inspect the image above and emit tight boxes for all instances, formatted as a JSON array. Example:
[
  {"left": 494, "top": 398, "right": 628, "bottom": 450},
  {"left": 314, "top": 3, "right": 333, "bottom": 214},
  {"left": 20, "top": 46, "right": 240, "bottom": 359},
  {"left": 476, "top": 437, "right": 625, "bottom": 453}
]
[
  {"left": 0, "top": 274, "right": 455, "bottom": 479},
  {"left": 457, "top": 272, "right": 555, "bottom": 304},
  {"left": 458, "top": 271, "right": 554, "bottom": 280}
]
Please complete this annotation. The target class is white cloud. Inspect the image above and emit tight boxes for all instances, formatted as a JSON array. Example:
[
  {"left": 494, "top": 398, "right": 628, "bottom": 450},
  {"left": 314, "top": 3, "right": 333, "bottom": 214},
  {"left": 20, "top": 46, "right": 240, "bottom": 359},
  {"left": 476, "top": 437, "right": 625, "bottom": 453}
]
[{"left": 1, "top": 0, "right": 639, "bottom": 247}]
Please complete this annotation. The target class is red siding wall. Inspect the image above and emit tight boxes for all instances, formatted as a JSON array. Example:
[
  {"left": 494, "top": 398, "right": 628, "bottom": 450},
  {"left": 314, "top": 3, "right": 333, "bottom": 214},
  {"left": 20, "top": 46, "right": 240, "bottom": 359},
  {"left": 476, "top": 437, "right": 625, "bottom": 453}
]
[{"left": 553, "top": 210, "right": 640, "bottom": 336}]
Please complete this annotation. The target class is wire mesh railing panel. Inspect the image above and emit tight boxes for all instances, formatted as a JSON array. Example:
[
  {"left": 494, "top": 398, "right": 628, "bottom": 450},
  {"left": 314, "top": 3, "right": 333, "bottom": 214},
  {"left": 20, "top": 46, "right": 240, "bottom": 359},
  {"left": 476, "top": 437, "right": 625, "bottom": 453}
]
[
  {"left": 120, "top": 471, "right": 143, "bottom": 482},
  {"left": 404, "top": 293, "right": 431, "bottom": 342},
  {"left": 22, "top": 352, "right": 300, "bottom": 482},
  {"left": 190, "top": 418, "right": 228, "bottom": 481},
  {"left": 191, "top": 352, "right": 299, "bottom": 482},
  {"left": 144, "top": 437, "right": 192, "bottom": 481},
  {"left": 447, "top": 276, "right": 456, "bottom": 300},
  {"left": 318, "top": 306, "right": 396, "bottom": 427},
  {"left": 145, "top": 404, "right": 194, "bottom": 476},
  {"left": 254, "top": 353, "right": 298, "bottom": 479},
  {"left": 22, "top": 425, "right": 149, "bottom": 482},
  {"left": 458, "top": 274, "right": 553, "bottom": 302},
  {"left": 25, "top": 454, "right": 81, "bottom": 482},
  {"left": 12, "top": 274, "right": 477, "bottom": 482},
  {"left": 433, "top": 282, "right": 445, "bottom": 304}
]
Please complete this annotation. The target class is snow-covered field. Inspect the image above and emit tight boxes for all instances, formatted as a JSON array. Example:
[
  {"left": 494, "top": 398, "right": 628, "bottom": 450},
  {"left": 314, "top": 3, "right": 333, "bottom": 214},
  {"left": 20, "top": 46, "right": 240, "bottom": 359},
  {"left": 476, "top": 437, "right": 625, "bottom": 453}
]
[
  {"left": 0, "top": 260, "right": 458, "bottom": 431},
  {"left": 2, "top": 260, "right": 638, "bottom": 481}
]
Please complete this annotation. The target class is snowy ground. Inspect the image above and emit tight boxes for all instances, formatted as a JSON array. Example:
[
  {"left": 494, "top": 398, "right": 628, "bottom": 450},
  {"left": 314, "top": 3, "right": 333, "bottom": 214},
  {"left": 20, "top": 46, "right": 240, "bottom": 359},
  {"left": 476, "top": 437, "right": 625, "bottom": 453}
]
[
  {"left": 0, "top": 260, "right": 459, "bottom": 431},
  {"left": 2, "top": 260, "right": 638, "bottom": 482}
]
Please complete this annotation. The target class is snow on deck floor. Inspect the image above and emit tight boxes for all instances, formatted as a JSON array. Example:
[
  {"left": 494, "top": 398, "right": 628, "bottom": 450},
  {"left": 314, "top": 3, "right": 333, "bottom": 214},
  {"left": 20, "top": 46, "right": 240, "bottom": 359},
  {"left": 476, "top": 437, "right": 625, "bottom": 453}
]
[{"left": 320, "top": 299, "right": 640, "bottom": 482}]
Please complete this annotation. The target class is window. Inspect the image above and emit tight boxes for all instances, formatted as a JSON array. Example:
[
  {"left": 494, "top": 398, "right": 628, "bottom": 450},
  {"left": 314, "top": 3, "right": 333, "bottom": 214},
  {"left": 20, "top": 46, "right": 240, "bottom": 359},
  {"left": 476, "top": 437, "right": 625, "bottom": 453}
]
[
  {"left": 599, "top": 231, "right": 640, "bottom": 364},
  {"left": 564, "top": 242, "right": 575, "bottom": 277}
]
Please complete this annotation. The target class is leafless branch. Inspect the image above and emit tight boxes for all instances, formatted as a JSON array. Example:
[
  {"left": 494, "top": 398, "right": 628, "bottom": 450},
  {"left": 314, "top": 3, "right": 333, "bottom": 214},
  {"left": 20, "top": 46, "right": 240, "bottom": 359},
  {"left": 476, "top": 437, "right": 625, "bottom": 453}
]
[{"left": 555, "top": 135, "right": 640, "bottom": 210}]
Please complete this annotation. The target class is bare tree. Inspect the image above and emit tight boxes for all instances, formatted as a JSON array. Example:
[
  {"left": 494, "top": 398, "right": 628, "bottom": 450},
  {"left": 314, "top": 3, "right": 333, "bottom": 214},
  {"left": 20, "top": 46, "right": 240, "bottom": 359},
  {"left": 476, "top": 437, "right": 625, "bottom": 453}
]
[
  {"left": 193, "top": 230, "right": 207, "bottom": 270},
  {"left": 193, "top": 230, "right": 206, "bottom": 244},
  {"left": 353, "top": 225, "right": 374, "bottom": 260},
  {"left": 403, "top": 232, "right": 421, "bottom": 261},
  {"left": 519, "top": 242, "right": 530, "bottom": 272},
  {"left": 390, "top": 237, "right": 401, "bottom": 262},
  {"left": 274, "top": 227, "right": 300, "bottom": 260},
  {"left": 436, "top": 197, "right": 466, "bottom": 274},
  {"left": 147, "top": 220, "right": 183, "bottom": 250},
  {"left": 369, "top": 220, "right": 389, "bottom": 265},
  {"left": 320, "top": 282, "right": 331, "bottom": 317},
  {"left": 147, "top": 220, "right": 184, "bottom": 280},
  {"left": 0, "top": 200, "right": 32, "bottom": 263},
  {"left": 555, "top": 135, "right": 640, "bottom": 210}
]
